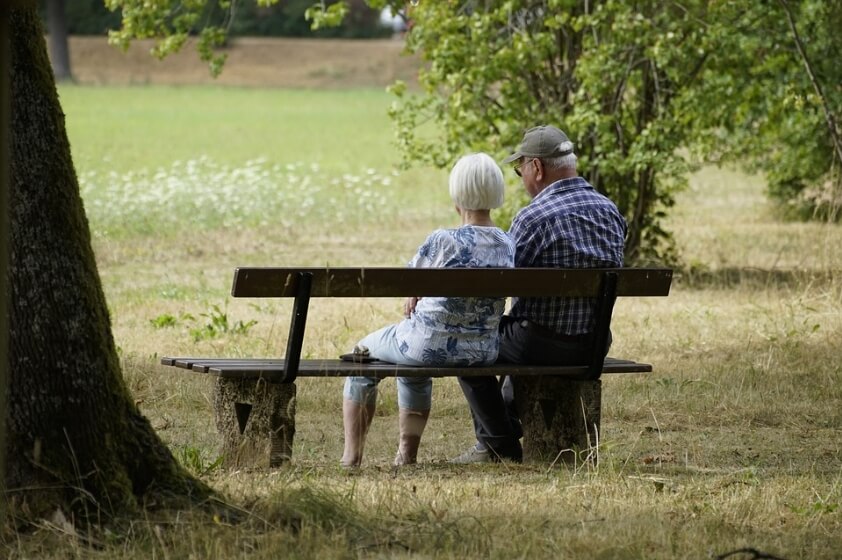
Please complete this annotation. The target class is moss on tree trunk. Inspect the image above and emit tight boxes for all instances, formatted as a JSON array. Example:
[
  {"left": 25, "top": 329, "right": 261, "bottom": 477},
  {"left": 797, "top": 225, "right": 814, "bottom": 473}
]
[{"left": 5, "top": 3, "right": 211, "bottom": 522}]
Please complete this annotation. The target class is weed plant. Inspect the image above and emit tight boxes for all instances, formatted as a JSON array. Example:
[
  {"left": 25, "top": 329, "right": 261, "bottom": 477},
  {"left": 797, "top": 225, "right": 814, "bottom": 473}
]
[{"left": 6, "top": 86, "right": 841, "bottom": 559}]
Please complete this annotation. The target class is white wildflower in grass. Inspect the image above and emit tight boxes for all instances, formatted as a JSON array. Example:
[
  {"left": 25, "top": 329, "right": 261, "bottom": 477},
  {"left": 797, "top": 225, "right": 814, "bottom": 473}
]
[{"left": 79, "top": 158, "right": 399, "bottom": 238}]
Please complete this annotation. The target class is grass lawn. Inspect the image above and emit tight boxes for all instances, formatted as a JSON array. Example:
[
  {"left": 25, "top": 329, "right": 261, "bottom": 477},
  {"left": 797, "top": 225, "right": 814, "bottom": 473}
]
[
  {"left": 61, "top": 86, "right": 405, "bottom": 172},
  {"left": 10, "top": 84, "right": 841, "bottom": 559}
]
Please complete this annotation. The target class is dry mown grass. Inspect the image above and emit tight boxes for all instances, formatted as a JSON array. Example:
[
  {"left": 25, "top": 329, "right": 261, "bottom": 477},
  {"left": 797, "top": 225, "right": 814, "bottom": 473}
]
[{"left": 12, "top": 166, "right": 834, "bottom": 559}]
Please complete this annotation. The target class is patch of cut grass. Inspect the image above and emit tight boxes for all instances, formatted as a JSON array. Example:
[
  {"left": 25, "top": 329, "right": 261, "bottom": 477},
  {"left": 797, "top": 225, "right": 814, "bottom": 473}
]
[{"left": 17, "top": 84, "right": 839, "bottom": 559}]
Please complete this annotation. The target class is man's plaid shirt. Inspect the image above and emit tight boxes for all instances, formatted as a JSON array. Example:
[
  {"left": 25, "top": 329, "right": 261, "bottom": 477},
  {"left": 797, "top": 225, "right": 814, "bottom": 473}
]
[{"left": 508, "top": 176, "right": 627, "bottom": 336}]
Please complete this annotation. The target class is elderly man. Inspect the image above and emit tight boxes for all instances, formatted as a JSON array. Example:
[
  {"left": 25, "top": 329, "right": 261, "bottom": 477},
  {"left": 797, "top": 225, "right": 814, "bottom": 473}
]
[{"left": 452, "top": 125, "right": 628, "bottom": 463}]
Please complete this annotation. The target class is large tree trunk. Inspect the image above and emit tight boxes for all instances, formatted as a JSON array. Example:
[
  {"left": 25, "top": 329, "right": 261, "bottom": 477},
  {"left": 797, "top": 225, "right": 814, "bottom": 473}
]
[
  {"left": 45, "top": 0, "right": 72, "bottom": 81},
  {"left": 1, "top": 1, "right": 13, "bottom": 531},
  {"left": 5, "top": 3, "right": 210, "bottom": 522}
]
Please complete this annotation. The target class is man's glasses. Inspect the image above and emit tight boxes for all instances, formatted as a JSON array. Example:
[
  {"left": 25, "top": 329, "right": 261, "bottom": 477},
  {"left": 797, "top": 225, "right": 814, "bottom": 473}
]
[{"left": 513, "top": 158, "right": 535, "bottom": 177}]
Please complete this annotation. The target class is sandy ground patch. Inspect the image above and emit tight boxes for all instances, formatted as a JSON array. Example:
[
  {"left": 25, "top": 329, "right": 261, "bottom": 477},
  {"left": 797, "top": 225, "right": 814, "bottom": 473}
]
[{"left": 67, "top": 35, "right": 421, "bottom": 88}]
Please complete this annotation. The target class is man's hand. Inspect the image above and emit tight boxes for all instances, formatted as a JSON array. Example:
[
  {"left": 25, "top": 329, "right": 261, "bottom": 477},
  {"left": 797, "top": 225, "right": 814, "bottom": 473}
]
[{"left": 404, "top": 296, "right": 421, "bottom": 317}]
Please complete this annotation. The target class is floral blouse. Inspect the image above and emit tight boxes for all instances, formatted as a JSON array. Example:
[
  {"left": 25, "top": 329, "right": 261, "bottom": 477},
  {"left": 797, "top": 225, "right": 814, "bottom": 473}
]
[{"left": 394, "top": 225, "right": 515, "bottom": 366}]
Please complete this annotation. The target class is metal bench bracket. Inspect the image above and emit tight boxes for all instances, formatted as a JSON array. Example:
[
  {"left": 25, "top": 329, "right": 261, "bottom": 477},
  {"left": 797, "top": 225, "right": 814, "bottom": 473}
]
[{"left": 281, "top": 272, "right": 313, "bottom": 383}]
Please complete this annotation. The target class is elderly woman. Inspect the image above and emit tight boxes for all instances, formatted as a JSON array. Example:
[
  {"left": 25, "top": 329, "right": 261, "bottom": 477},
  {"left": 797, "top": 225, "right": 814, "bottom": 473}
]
[{"left": 341, "top": 153, "right": 515, "bottom": 467}]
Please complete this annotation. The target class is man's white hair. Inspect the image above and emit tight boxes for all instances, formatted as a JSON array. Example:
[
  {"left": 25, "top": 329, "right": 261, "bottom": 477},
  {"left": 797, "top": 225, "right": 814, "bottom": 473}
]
[
  {"left": 542, "top": 141, "right": 577, "bottom": 170},
  {"left": 449, "top": 152, "right": 505, "bottom": 210}
]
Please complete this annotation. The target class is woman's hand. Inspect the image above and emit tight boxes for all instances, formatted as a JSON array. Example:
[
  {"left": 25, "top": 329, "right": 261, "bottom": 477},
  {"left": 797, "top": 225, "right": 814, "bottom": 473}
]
[{"left": 404, "top": 296, "right": 421, "bottom": 317}]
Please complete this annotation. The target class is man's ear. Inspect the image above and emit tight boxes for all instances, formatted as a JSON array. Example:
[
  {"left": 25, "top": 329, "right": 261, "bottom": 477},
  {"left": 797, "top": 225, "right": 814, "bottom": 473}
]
[{"left": 534, "top": 159, "right": 545, "bottom": 182}]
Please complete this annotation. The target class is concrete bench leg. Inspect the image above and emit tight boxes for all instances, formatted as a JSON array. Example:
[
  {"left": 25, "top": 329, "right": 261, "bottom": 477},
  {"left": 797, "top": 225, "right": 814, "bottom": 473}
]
[
  {"left": 213, "top": 377, "right": 296, "bottom": 468},
  {"left": 513, "top": 377, "right": 601, "bottom": 465}
]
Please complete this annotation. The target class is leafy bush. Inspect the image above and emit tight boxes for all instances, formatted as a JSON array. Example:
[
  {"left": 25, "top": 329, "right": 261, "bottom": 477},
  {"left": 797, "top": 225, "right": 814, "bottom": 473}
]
[
  {"left": 228, "top": 0, "right": 392, "bottom": 39},
  {"left": 59, "top": 0, "right": 392, "bottom": 39}
]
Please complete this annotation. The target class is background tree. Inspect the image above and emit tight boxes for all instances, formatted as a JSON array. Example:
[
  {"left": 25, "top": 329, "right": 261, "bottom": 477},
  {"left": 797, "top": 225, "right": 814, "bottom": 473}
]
[
  {"left": 105, "top": 0, "right": 395, "bottom": 76},
  {"left": 51, "top": 0, "right": 122, "bottom": 34},
  {"left": 695, "top": 0, "right": 842, "bottom": 220},
  {"left": 389, "top": 0, "right": 842, "bottom": 255},
  {"left": 46, "top": 0, "right": 73, "bottom": 80},
  {"left": 389, "top": 0, "right": 724, "bottom": 263},
  {"left": 225, "top": 0, "right": 391, "bottom": 38},
  {"left": 4, "top": 1, "right": 212, "bottom": 523},
  {"left": 41, "top": 0, "right": 390, "bottom": 40}
]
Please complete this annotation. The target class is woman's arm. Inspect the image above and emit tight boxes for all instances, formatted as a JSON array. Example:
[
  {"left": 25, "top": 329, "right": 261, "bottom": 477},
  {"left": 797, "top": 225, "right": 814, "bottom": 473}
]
[{"left": 404, "top": 230, "right": 450, "bottom": 316}]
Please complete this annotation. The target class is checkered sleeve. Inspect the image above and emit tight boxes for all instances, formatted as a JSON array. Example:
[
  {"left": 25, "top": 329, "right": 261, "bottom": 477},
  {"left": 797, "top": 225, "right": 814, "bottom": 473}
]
[{"left": 509, "top": 213, "right": 543, "bottom": 268}]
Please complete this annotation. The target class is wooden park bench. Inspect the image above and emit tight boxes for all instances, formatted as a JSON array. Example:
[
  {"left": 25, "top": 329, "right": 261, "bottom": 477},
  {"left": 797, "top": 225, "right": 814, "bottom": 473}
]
[{"left": 161, "top": 267, "right": 672, "bottom": 468}]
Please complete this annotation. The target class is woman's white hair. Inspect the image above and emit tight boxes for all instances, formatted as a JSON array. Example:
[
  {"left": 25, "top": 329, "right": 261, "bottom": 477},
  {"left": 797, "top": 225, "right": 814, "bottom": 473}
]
[{"left": 448, "top": 152, "right": 505, "bottom": 210}]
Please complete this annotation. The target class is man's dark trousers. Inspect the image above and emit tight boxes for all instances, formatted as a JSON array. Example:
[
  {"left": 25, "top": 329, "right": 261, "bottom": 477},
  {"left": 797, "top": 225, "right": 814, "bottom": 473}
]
[{"left": 458, "top": 316, "right": 603, "bottom": 460}]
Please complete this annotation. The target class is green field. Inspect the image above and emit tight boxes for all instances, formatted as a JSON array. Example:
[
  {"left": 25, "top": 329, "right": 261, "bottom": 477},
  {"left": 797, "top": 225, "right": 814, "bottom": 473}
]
[
  {"left": 62, "top": 86, "right": 404, "bottom": 170},
  {"left": 18, "top": 84, "right": 841, "bottom": 558},
  {"left": 60, "top": 85, "right": 449, "bottom": 239}
]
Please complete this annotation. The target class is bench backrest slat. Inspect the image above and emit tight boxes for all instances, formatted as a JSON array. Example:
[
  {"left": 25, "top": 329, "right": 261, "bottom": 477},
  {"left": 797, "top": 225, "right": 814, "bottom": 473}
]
[{"left": 231, "top": 267, "right": 672, "bottom": 298}]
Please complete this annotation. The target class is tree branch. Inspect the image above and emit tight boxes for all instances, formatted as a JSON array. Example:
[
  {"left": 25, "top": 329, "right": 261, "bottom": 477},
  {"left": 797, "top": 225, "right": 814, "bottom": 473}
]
[{"left": 778, "top": 0, "right": 842, "bottom": 165}]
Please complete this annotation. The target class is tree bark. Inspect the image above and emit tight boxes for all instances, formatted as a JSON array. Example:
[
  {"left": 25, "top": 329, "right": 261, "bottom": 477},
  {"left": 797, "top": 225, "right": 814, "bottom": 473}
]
[
  {"left": 1, "top": 1, "right": 13, "bottom": 532},
  {"left": 46, "top": 0, "right": 72, "bottom": 82},
  {"left": 5, "top": 3, "right": 210, "bottom": 522}
]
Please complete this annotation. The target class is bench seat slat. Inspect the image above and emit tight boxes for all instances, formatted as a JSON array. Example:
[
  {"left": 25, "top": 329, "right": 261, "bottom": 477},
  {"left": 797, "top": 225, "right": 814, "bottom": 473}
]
[
  {"left": 161, "top": 356, "right": 651, "bottom": 382},
  {"left": 170, "top": 358, "right": 287, "bottom": 373}
]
